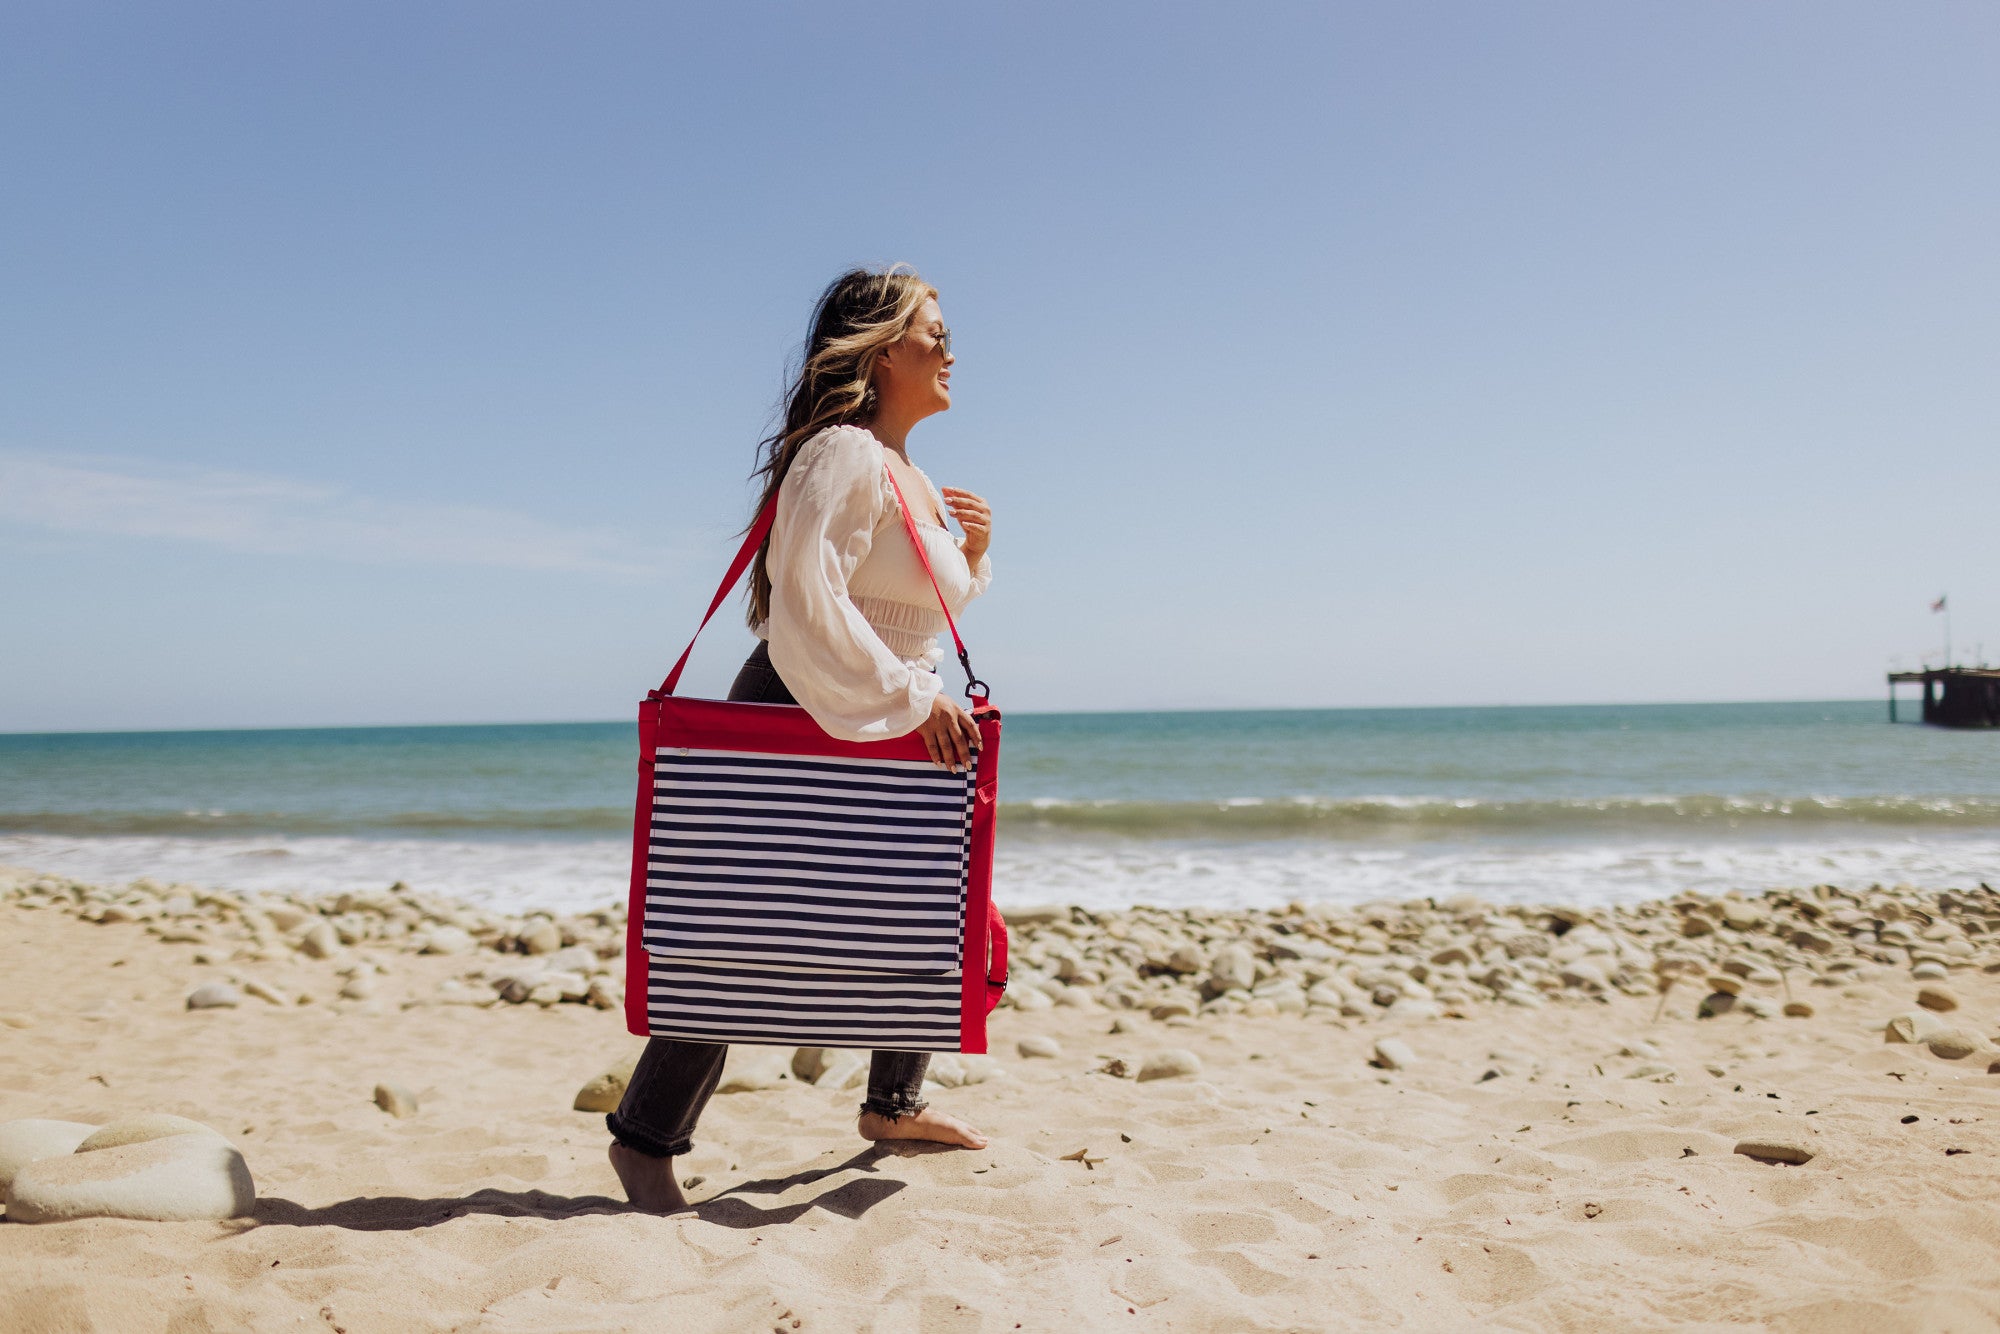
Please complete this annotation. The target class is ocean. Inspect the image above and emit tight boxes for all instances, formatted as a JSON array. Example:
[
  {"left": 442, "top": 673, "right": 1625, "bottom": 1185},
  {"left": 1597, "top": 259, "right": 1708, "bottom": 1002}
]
[{"left": 2, "top": 701, "right": 1995, "bottom": 915}]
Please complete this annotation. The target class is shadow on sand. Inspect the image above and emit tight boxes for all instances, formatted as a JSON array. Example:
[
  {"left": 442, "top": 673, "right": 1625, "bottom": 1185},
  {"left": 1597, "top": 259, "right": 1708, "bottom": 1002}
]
[{"left": 244, "top": 1144, "right": 939, "bottom": 1232}]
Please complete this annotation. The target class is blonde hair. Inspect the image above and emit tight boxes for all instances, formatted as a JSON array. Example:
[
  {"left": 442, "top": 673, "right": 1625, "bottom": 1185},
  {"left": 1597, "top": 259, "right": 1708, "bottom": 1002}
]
[{"left": 745, "top": 265, "right": 937, "bottom": 625}]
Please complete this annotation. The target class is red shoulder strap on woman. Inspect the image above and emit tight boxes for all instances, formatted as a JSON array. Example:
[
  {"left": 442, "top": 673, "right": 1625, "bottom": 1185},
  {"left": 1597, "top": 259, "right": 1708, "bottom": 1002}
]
[{"left": 656, "top": 458, "right": 988, "bottom": 700}]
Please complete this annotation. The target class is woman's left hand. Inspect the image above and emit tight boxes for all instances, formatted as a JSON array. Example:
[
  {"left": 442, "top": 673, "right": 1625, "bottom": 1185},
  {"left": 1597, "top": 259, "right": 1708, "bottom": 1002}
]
[{"left": 941, "top": 487, "right": 991, "bottom": 564}]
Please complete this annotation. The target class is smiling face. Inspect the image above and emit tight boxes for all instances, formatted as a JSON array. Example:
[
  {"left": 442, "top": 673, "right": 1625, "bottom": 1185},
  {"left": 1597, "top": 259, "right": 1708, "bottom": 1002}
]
[{"left": 873, "top": 296, "right": 954, "bottom": 419}]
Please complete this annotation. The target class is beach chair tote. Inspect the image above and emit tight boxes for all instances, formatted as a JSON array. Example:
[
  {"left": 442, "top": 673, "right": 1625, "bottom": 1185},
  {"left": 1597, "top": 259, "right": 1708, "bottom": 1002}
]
[{"left": 623, "top": 467, "right": 1007, "bottom": 1053}]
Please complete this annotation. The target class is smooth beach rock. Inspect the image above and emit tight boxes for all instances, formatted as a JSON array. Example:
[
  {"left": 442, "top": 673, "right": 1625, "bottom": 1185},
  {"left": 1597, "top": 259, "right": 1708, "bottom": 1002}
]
[
  {"left": 544, "top": 945, "right": 597, "bottom": 975},
  {"left": 1916, "top": 984, "right": 1960, "bottom": 1013},
  {"left": 298, "top": 921, "right": 340, "bottom": 959},
  {"left": 1783, "top": 1001, "right": 1815, "bottom": 1018},
  {"left": 1738, "top": 997, "right": 1779, "bottom": 1020},
  {"left": 1734, "top": 1137, "right": 1813, "bottom": 1166},
  {"left": 0, "top": 1120, "right": 98, "bottom": 1192},
  {"left": 339, "top": 974, "right": 376, "bottom": 1001},
  {"left": 520, "top": 920, "right": 562, "bottom": 955},
  {"left": 959, "top": 1055, "right": 1004, "bottom": 1085},
  {"left": 1697, "top": 992, "right": 1736, "bottom": 1018},
  {"left": 715, "top": 1052, "right": 787, "bottom": 1093},
  {"left": 186, "top": 982, "right": 242, "bottom": 1011},
  {"left": 373, "top": 1083, "right": 419, "bottom": 1118},
  {"left": 1149, "top": 999, "right": 1195, "bottom": 1021},
  {"left": 1911, "top": 961, "right": 1949, "bottom": 981},
  {"left": 421, "top": 926, "right": 475, "bottom": 955},
  {"left": 924, "top": 1054, "right": 967, "bottom": 1088},
  {"left": 1559, "top": 960, "right": 1608, "bottom": 990},
  {"left": 1136, "top": 1049, "right": 1201, "bottom": 1082},
  {"left": 1705, "top": 974, "right": 1744, "bottom": 997},
  {"left": 264, "top": 904, "right": 311, "bottom": 933},
  {"left": 816, "top": 1052, "right": 868, "bottom": 1089},
  {"left": 1017, "top": 1036, "right": 1062, "bottom": 1059},
  {"left": 791, "top": 1047, "right": 831, "bottom": 1083},
  {"left": 1371, "top": 1038, "right": 1416, "bottom": 1071},
  {"left": 5, "top": 1134, "right": 255, "bottom": 1223},
  {"left": 1208, "top": 946, "right": 1257, "bottom": 994},
  {"left": 1009, "top": 986, "right": 1053, "bottom": 1012},
  {"left": 77, "top": 1114, "right": 228, "bottom": 1154},
  {"left": 573, "top": 1054, "right": 641, "bottom": 1113},
  {"left": 1927, "top": 1030, "right": 1981, "bottom": 1061},
  {"left": 1885, "top": 1010, "right": 1949, "bottom": 1044},
  {"left": 585, "top": 975, "right": 619, "bottom": 1010}
]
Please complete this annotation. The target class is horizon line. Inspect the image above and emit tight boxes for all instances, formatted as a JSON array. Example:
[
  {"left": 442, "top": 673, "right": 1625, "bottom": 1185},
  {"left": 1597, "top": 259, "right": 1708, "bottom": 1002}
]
[{"left": 0, "top": 696, "right": 1892, "bottom": 740}]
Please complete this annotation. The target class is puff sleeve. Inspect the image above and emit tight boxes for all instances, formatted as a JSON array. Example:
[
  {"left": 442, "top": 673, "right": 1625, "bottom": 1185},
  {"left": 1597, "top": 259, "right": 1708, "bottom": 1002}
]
[{"left": 764, "top": 426, "right": 942, "bottom": 741}]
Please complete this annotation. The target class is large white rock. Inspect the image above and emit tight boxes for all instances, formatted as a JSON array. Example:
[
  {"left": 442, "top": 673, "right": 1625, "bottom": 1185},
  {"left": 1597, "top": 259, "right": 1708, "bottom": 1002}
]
[
  {"left": 0, "top": 1120, "right": 98, "bottom": 1193},
  {"left": 6, "top": 1134, "right": 255, "bottom": 1223},
  {"left": 77, "top": 1114, "right": 228, "bottom": 1153}
]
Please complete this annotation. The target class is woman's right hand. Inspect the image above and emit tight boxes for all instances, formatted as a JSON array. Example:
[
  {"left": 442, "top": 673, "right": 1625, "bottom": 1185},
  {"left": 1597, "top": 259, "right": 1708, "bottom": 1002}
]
[{"left": 916, "top": 691, "right": 982, "bottom": 773}]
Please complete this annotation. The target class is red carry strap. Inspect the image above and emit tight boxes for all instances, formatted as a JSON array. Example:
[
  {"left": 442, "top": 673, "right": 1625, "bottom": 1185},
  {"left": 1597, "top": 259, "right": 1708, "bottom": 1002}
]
[
  {"left": 881, "top": 465, "right": 989, "bottom": 702},
  {"left": 656, "top": 499, "right": 778, "bottom": 696},
  {"left": 656, "top": 452, "right": 987, "bottom": 699}
]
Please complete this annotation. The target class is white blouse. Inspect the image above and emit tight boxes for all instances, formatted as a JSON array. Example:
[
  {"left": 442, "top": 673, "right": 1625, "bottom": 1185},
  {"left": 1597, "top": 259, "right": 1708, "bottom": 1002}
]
[{"left": 757, "top": 424, "right": 992, "bottom": 742}]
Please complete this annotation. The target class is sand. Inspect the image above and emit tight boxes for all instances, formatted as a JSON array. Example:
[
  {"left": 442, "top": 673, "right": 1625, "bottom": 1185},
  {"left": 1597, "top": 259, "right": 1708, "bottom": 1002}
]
[{"left": 4, "top": 892, "right": 2000, "bottom": 1332}]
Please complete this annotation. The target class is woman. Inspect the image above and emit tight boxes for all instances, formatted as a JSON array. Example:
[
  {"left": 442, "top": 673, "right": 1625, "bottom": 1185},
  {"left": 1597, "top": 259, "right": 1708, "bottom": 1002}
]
[{"left": 608, "top": 266, "right": 996, "bottom": 1212}]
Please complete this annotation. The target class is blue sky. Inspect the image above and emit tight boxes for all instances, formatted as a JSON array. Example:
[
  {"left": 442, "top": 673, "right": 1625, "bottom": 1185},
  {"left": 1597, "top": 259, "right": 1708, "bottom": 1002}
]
[{"left": 3, "top": 3, "right": 1995, "bottom": 730}]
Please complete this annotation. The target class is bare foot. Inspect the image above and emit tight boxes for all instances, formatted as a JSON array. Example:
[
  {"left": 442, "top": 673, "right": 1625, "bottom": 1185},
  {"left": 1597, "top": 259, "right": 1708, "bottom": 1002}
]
[
  {"left": 858, "top": 1106, "right": 988, "bottom": 1150},
  {"left": 607, "top": 1142, "right": 690, "bottom": 1213}
]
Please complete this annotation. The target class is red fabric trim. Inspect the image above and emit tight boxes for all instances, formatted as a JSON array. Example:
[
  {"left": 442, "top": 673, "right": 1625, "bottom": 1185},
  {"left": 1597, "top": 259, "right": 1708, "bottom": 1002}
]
[
  {"left": 957, "top": 710, "right": 1003, "bottom": 1052},
  {"left": 658, "top": 499, "right": 778, "bottom": 697},
  {"left": 652, "top": 695, "right": 939, "bottom": 763},
  {"left": 623, "top": 706, "right": 661, "bottom": 1037}
]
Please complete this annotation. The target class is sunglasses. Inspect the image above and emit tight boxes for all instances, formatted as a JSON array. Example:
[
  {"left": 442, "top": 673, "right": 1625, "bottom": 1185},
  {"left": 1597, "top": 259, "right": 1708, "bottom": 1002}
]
[{"left": 933, "top": 326, "right": 952, "bottom": 358}]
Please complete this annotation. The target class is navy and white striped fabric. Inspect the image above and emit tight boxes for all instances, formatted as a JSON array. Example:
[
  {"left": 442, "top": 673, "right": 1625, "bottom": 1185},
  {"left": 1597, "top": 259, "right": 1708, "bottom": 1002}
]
[{"left": 641, "top": 747, "right": 975, "bottom": 1048}]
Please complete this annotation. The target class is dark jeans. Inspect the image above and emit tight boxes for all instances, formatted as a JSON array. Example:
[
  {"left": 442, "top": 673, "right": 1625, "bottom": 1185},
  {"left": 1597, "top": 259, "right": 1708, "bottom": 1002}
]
[{"left": 606, "top": 642, "right": 932, "bottom": 1159}]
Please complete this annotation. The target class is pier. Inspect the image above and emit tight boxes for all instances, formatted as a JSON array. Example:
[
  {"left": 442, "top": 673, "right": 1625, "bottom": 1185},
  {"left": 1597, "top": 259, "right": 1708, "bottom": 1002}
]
[{"left": 1887, "top": 667, "right": 2000, "bottom": 728}]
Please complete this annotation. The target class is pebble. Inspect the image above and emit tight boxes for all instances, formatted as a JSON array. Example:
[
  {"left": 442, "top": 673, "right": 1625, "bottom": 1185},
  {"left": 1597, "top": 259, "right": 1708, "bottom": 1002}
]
[
  {"left": 1135, "top": 1049, "right": 1202, "bottom": 1082},
  {"left": 1783, "top": 1001, "right": 1815, "bottom": 1018},
  {"left": 421, "top": 926, "right": 475, "bottom": 955},
  {"left": 1149, "top": 1000, "right": 1195, "bottom": 1021},
  {"left": 573, "top": 1054, "right": 641, "bottom": 1113},
  {"left": 1927, "top": 1031, "right": 1981, "bottom": 1061},
  {"left": 1208, "top": 945, "right": 1257, "bottom": 994},
  {"left": 185, "top": 983, "right": 242, "bottom": 1011},
  {"left": 1559, "top": 960, "right": 1608, "bottom": 990},
  {"left": 298, "top": 921, "right": 340, "bottom": 959},
  {"left": 78, "top": 1115, "right": 228, "bottom": 1153},
  {"left": 1017, "top": 1036, "right": 1062, "bottom": 1059},
  {"left": 373, "top": 1083, "right": 419, "bottom": 1118},
  {"left": 1738, "top": 997, "right": 1779, "bottom": 1020},
  {"left": 339, "top": 974, "right": 376, "bottom": 1001},
  {"left": 241, "top": 978, "right": 289, "bottom": 1006},
  {"left": 1911, "top": 961, "right": 1949, "bottom": 980},
  {"left": 715, "top": 1052, "right": 787, "bottom": 1093},
  {"left": 1885, "top": 1010, "right": 1949, "bottom": 1044},
  {"left": 0, "top": 1120, "right": 98, "bottom": 1192},
  {"left": 5, "top": 1135, "right": 255, "bottom": 1223},
  {"left": 1370, "top": 1038, "right": 1417, "bottom": 1071},
  {"left": 520, "top": 920, "right": 563, "bottom": 955},
  {"left": 1916, "top": 984, "right": 1959, "bottom": 1013},
  {"left": 1009, "top": 987, "right": 1054, "bottom": 1012},
  {"left": 1734, "top": 1137, "right": 1814, "bottom": 1166},
  {"left": 924, "top": 1054, "right": 967, "bottom": 1088}
]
